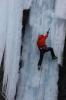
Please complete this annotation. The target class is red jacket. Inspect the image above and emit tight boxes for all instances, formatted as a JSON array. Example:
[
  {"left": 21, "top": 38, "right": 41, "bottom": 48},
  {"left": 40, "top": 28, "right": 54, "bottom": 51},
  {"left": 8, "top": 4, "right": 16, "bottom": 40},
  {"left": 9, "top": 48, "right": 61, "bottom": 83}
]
[{"left": 37, "top": 33, "right": 48, "bottom": 48}]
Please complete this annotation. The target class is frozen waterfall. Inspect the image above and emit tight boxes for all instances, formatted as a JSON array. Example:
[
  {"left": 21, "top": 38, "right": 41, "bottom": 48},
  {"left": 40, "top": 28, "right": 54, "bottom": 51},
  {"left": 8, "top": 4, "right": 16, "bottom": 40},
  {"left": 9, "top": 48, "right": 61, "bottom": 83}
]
[
  {"left": 16, "top": 0, "right": 65, "bottom": 100},
  {"left": 0, "top": 0, "right": 65, "bottom": 100}
]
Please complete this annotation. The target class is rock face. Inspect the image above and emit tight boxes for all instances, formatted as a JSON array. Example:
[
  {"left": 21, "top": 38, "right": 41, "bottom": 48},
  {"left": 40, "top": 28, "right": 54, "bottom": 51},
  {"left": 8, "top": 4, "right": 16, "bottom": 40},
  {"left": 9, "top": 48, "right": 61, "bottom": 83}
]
[{"left": 58, "top": 37, "right": 66, "bottom": 100}]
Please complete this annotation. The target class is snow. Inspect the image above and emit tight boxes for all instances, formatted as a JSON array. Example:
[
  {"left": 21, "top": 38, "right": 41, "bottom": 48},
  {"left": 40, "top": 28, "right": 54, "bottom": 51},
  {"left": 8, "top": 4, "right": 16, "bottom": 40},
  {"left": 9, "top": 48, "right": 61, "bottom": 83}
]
[{"left": 0, "top": 0, "right": 65, "bottom": 100}]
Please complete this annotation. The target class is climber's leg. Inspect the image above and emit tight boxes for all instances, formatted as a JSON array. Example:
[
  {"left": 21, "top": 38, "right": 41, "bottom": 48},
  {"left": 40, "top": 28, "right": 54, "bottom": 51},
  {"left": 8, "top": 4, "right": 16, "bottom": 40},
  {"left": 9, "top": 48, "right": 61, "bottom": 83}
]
[
  {"left": 45, "top": 47, "right": 57, "bottom": 59},
  {"left": 38, "top": 48, "right": 45, "bottom": 70}
]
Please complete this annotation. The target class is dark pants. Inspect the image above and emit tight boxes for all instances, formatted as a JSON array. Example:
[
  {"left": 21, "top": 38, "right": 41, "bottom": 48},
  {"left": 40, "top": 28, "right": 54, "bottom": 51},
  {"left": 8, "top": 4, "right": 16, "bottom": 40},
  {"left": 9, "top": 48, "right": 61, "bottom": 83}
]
[{"left": 38, "top": 47, "right": 56, "bottom": 66}]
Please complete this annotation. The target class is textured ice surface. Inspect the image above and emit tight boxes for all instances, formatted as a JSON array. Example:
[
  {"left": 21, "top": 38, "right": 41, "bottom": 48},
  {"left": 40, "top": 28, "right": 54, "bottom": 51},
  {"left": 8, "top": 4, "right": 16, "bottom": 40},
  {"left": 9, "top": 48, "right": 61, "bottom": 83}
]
[
  {"left": 0, "top": 0, "right": 7, "bottom": 65},
  {"left": 55, "top": 0, "right": 66, "bottom": 19},
  {"left": 2, "top": 0, "right": 23, "bottom": 100}
]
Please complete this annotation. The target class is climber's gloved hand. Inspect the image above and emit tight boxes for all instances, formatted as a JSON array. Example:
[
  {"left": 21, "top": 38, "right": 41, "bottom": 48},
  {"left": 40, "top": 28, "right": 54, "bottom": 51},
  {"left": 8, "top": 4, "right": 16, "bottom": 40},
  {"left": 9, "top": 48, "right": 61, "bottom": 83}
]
[{"left": 47, "top": 28, "right": 50, "bottom": 35}]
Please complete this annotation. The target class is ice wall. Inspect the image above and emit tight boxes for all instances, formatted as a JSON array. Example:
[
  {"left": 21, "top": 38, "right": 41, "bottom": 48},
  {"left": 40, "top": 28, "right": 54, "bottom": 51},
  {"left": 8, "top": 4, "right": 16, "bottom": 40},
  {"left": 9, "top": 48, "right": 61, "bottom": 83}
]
[
  {"left": 2, "top": 0, "right": 33, "bottom": 100},
  {"left": 55, "top": 0, "right": 66, "bottom": 19},
  {"left": 0, "top": 0, "right": 8, "bottom": 65},
  {"left": 51, "top": 18, "right": 65, "bottom": 65},
  {"left": 16, "top": 0, "right": 65, "bottom": 100},
  {"left": 0, "top": 0, "right": 65, "bottom": 100},
  {"left": 2, "top": 0, "right": 23, "bottom": 100}
]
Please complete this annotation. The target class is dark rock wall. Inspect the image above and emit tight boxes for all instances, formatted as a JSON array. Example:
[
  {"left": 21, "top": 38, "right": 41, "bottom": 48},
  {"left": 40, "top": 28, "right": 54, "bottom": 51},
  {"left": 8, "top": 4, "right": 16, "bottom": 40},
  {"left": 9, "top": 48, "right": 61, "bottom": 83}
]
[{"left": 58, "top": 37, "right": 66, "bottom": 100}]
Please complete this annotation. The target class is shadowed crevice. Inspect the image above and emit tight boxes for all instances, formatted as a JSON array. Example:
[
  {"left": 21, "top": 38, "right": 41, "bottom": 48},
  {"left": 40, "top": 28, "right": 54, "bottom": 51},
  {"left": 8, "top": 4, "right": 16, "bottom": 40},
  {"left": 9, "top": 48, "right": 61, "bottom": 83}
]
[
  {"left": 58, "top": 37, "right": 66, "bottom": 100},
  {"left": 19, "top": 9, "right": 30, "bottom": 70}
]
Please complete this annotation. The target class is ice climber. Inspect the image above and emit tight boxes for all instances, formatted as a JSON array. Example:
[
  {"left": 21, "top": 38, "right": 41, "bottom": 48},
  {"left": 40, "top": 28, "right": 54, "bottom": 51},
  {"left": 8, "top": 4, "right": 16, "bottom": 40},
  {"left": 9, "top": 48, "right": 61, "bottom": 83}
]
[{"left": 37, "top": 29, "right": 57, "bottom": 70}]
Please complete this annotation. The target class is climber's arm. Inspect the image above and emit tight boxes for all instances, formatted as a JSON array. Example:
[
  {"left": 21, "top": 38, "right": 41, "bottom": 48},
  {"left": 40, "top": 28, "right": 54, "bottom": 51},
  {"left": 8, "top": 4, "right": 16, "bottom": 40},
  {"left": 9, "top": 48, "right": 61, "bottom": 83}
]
[{"left": 44, "top": 28, "right": 50, "bottom": 39}]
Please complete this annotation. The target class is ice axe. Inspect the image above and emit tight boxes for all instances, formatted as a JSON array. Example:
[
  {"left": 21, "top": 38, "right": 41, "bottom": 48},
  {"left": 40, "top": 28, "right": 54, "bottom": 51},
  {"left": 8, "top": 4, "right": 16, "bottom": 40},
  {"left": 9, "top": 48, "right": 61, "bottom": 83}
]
[{"left": 47, "top": 28, "right": 50, "bottom": 35}]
